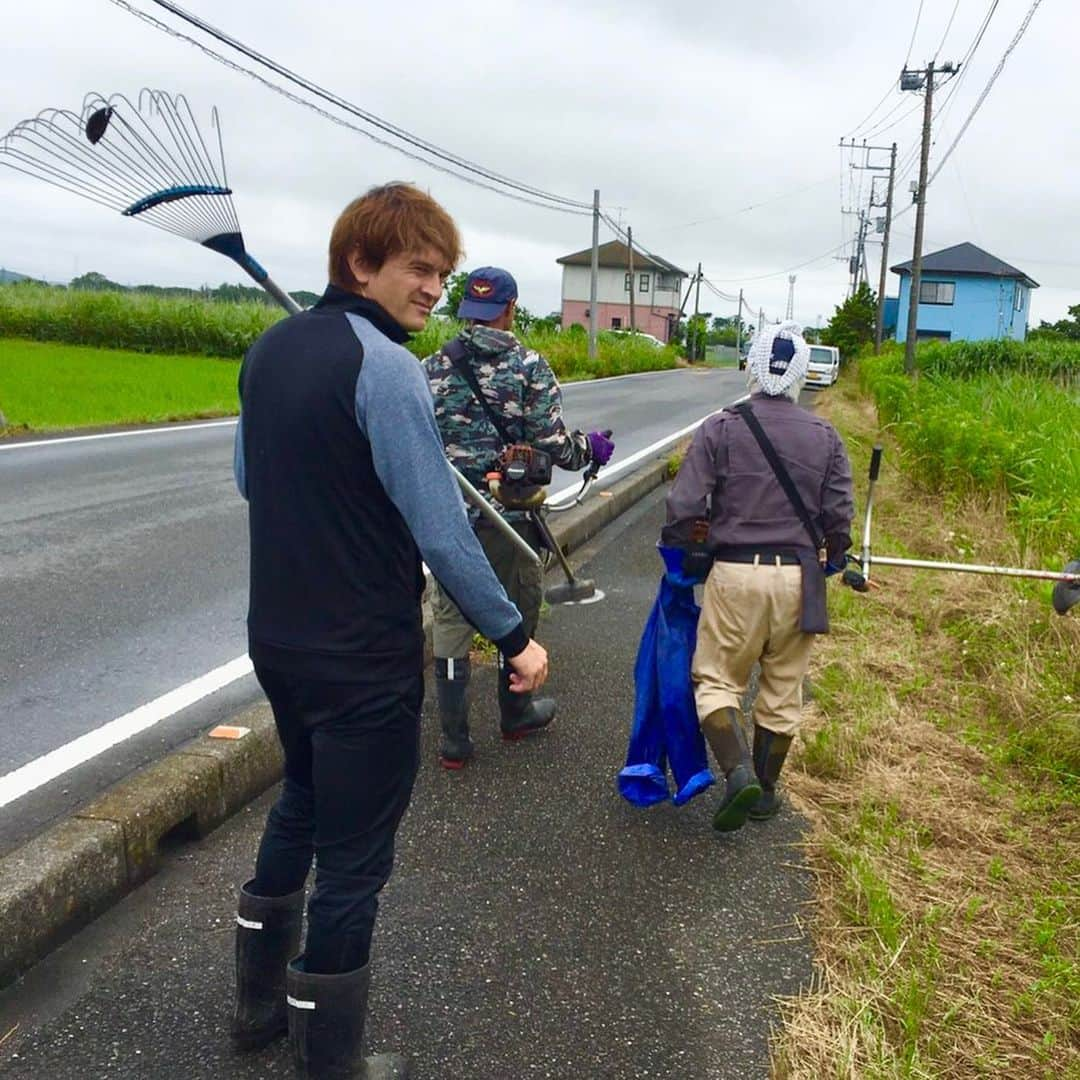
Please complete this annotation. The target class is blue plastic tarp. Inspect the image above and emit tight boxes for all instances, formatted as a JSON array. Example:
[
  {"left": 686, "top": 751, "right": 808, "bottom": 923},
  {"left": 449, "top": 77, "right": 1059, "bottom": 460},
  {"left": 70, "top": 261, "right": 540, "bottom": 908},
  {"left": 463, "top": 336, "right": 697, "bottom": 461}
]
[{"left": 618, "top": 545, "right": 714, "bottom": 807}]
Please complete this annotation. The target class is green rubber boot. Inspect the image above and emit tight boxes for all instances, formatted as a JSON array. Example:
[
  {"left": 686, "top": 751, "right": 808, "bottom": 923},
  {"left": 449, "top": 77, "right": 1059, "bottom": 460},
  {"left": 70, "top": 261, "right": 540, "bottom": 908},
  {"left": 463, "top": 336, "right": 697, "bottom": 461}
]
[
  {"left": 702, "top": 707, "right": 762, "bottom": 833},
  {"left": 748, "top": 726, "right": 794, "bottom": 821}
]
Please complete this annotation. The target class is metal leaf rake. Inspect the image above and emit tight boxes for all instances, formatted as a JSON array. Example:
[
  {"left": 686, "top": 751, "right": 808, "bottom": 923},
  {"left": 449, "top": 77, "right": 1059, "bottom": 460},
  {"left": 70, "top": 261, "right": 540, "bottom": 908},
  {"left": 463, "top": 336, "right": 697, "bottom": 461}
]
[{"left": 0, "top": 87, "right": 299, "bottom": 313}]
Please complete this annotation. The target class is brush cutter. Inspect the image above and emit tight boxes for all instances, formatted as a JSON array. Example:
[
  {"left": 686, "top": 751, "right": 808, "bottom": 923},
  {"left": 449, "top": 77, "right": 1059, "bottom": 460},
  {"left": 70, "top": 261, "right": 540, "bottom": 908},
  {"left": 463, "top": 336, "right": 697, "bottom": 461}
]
[
  {"left": 0, "top": 88, "right": 543, "bottom": 566},
  {"left": 537, "top": 452, "right": 609, "bottom": 605},
  {"left": 842, "top": 446, "right": 1080, "bottom": 615}
]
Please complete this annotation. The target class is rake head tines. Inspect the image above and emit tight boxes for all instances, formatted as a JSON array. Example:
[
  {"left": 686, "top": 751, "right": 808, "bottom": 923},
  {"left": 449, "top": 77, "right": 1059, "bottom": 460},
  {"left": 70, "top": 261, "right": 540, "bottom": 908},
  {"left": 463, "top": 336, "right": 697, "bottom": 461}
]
[{"left": 0, "top": 88, "right": 244, "bottom": 254}]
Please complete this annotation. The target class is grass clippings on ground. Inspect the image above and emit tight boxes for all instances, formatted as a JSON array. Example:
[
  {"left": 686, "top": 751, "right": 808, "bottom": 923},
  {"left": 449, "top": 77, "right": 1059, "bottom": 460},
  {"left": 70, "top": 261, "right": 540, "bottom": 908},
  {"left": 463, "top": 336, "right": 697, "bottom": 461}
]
[{"left": 771, "top": 376, "right": 1079, "bottom": 1080}]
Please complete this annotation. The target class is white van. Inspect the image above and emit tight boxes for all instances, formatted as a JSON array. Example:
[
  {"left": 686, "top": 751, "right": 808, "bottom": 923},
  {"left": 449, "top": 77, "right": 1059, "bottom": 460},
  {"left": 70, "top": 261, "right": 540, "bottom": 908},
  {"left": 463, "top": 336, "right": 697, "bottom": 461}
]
[{"left": 805, "top": 345, "right": 840, "bottom": 388}]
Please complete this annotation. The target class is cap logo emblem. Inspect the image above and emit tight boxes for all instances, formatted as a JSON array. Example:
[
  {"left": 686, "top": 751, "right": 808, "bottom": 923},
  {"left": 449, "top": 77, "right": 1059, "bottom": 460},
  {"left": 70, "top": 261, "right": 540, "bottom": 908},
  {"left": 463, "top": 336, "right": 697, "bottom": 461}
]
[{"left": 470, "top": 280, "right": 494, "bottom": 297}]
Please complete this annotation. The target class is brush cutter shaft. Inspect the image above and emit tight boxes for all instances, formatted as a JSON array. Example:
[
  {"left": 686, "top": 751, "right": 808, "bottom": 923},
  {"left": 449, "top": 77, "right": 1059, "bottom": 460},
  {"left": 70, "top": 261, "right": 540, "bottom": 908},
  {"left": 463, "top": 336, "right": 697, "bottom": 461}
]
[
  {"left": 530, "top": 510, "right": 576, "bottom": 581},
  {"left": 870, "top": 556, "right": 1080, "bottom": 584},
  {"left": 454, "top": 471, "right": 542, "bottom": 566}
]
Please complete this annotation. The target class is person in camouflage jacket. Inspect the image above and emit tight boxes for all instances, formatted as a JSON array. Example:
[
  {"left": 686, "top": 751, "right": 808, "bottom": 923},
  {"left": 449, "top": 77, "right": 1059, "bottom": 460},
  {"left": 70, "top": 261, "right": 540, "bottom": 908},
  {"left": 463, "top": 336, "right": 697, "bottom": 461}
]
[{"left": 422, "top": 266, "right": 615, "bottom": 769}]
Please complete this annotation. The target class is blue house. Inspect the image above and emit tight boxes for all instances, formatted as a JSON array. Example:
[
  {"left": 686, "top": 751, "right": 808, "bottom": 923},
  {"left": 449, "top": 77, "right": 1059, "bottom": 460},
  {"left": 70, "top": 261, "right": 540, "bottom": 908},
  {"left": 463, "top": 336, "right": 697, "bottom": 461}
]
[{"left": 892, "top": 242, "right": 1038, "bottom": 343}]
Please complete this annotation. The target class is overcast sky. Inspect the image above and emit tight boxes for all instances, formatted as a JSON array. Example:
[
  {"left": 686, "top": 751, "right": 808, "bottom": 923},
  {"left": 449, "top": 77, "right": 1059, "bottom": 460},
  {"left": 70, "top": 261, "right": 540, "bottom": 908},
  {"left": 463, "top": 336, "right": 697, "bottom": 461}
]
[{"left": 2, "top": 0, "right": 1075, "bottom": 328}]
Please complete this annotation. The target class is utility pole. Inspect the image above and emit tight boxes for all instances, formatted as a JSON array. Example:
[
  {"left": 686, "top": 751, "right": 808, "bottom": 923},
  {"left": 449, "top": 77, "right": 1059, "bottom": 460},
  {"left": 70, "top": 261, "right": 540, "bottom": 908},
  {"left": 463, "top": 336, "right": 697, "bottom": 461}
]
[
  {"left": 901, "top": 60, "right": 957, "bottom": 374},
  {"left": 874, "top": 143, "right": 897, "bottom": 353},
  {"left": 849, "top": 210, "right": 871, "bottom": 297},
  {"left": 588, "top": 189, "right": 599, "bottom": 361},
  {"left": 627, "top": 226, "right": 636, "bottom": 333},
  {"left": 692, "top": 261, "right": 702, "bottom": 361},
  {"left": 785, "top": 275, "right": 796, "bottom": 321},
  {"left": 758, "top": 307, "right": 764, "bottom": 335},
  {"left": 735, "top": 287, "right": 743, "bottom": 358}
]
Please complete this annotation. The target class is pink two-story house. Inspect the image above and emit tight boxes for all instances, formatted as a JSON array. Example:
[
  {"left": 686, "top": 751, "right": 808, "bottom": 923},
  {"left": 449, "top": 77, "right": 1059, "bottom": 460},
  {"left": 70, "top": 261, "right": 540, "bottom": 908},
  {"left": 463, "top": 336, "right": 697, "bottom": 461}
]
[{"left": 557, "top": 241, "right": 688, "bottom": 342}]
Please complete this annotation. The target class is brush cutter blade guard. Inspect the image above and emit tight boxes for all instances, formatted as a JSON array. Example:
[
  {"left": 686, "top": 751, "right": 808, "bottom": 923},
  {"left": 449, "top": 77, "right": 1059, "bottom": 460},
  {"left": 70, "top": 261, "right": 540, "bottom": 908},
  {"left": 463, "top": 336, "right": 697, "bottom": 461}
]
[
  {"left": 1052, "top": 559, "right": 1080, "bottom": 615},
  {"left": 545, "top": 579, "right": 597, "bottom": 605}
]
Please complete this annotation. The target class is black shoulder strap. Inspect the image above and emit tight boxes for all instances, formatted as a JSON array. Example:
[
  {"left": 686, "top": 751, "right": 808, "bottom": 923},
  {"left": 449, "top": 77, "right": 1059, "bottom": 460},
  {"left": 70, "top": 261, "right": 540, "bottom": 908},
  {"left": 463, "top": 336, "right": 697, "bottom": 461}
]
[
  {"left": 733, "top": 402, "right": 824, "bottom": 552},
  {"left": 443, "top": 338, "right": 515, "bottom": 445}
]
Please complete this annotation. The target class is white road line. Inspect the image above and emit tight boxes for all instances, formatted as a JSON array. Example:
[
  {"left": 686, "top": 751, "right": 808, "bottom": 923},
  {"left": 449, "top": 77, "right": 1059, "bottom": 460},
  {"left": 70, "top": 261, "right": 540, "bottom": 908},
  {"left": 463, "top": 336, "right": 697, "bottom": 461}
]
[
  {"left": 0, "top": 418, "right": 238, "bottom": 452},
  {"left": 0, "top": 655, "right": 253, "bottom": 810},
  {"left": 0, "top": 386, "right": 746, "bottom": 810}
]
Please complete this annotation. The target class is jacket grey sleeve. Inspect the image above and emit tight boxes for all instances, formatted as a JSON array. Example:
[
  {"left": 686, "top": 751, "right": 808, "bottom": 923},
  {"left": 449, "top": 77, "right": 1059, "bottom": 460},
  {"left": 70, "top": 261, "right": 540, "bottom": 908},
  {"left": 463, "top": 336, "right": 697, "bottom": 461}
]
[
  {"left": 355, "top": 342, "right": 529, "bottom": 659},
  {"left": 821, "top": 428, "right": 854, "bottom": 563},
  {"left": 661, "top": 419, "right": 720, "bottom": 547},
  {"left": 523, "top": 352, "right": 592, "bottom": 471}
]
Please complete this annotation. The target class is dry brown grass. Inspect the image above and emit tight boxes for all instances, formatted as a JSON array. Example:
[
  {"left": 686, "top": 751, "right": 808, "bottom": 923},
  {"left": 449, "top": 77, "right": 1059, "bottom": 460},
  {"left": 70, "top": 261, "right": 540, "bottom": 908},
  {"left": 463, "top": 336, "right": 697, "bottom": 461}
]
[{"left": 770, "top": 381, "right": 1079, "bottom": 1079}]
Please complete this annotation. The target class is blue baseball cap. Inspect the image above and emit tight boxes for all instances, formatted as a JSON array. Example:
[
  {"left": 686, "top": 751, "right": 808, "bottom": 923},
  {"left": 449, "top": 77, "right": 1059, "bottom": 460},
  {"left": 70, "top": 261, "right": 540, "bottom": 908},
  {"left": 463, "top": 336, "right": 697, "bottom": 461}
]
[
  {"left": 769, "top": 335, "right": 796, "bottom": 375},
  {"left": 457, "top": 266, "right": 518, "bottom": 321}
]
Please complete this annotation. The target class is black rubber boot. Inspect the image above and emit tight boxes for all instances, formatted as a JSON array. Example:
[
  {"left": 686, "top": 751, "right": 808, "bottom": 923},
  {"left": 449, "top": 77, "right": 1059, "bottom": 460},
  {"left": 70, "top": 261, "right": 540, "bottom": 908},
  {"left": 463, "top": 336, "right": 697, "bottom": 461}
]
[
  {"left": 748, "top": 726, "right": 794, "bottom": 821},
  {"left": 702, "top": 707, "right": 762, "bottom": 833},
  {"left": 287, "top": 958, "right": 409, "bottom": 1079},
  {"left": 435, "top": 657, "right": 473, "bottom": 769},
  {"left": 231, "top": 880, "right": 305, "bottom": 1052},
  {"left": 497, "top": 657, "right": 555, "bottom": 741}
]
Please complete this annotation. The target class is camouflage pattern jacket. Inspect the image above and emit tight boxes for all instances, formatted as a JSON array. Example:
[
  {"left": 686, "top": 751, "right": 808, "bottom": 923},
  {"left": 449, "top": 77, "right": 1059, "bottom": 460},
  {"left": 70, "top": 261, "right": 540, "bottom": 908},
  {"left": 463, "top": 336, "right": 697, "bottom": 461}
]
[{"left": 422, "top": 326, "right": 592, "bottom": 511}]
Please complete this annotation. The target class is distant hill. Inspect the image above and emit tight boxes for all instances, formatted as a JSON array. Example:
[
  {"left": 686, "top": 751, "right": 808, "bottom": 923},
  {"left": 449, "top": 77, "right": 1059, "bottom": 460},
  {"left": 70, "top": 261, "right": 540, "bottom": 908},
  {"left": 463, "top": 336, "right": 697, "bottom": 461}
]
[{"left": 0, "top": 267, "right": 317, "bottom": 306}]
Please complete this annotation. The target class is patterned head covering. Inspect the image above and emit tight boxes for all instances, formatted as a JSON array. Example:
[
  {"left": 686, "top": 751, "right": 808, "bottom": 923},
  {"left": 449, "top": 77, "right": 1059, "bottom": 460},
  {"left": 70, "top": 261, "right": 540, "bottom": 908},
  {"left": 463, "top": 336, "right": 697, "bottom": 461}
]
[{"left": 747, "top": 320, "right": 810, "bottom": 397}]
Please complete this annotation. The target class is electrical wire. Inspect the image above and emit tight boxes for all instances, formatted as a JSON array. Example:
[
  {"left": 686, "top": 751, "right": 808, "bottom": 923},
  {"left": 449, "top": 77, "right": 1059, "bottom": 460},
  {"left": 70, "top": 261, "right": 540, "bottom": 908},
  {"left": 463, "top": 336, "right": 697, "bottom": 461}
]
[
  {"left": 143, "top": 0, "right": 592, "bottom": 211},
  {"left": 930, "top": 0, "right": 1001, "bottom": 131},
  {"left": 598, "top": 213, "right": 684, "bottom": 274},
  {"left": 668, "top": 175, "right": 834, "bottom": 229},
  {"left": 927, "top": 0, "right": 1043, "bottom": 186},
  {"left": 860, "top": 95, "right": 925, "bottom": 140},
  {"left": 106, "top": 0, "right": 592, "bottom": 216},
  {"left": 844, "top": 82, "right": 898, "bottom": 140},
  {"left": 846, "top": 0, "right": 932, "bottom": 140},
  {"left": 933, "top": 0, "right": 963, "bottom": 61},
  {"left": 905, "top": 0, "right": 927, "bottom": 66},
  {"left": 700, "top": 277, "right": 739, "bottom": 303},
  {"left": 707, "top": 242, "right": 848, "bottom": 283}
]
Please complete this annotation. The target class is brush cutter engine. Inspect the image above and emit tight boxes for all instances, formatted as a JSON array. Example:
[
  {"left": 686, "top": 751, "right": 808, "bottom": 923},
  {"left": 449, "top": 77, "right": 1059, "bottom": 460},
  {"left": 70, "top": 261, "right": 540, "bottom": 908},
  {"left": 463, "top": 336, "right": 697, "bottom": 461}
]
[{"left": 485, "top": 444, "right": 553, "bottom": 511}]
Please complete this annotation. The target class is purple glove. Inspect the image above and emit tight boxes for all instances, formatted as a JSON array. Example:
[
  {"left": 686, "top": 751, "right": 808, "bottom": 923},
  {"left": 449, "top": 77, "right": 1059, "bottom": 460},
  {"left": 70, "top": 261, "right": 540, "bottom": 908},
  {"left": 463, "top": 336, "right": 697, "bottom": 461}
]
[{"left": 587, "top": 429, "right": 615, "bottom": 467}]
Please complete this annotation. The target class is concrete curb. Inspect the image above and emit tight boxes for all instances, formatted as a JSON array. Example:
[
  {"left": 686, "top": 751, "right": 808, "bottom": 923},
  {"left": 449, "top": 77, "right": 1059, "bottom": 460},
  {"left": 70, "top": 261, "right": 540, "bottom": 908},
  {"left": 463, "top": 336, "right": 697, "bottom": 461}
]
[{"left": 0, "top": 450, "right": 676, "bottom": 987}]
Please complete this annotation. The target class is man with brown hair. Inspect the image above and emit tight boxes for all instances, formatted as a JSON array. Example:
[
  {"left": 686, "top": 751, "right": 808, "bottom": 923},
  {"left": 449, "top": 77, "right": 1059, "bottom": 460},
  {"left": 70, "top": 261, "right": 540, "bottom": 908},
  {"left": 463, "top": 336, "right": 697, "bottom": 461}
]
[{"left": 231, "top": 183, "right": 548, "bottom": 1078}]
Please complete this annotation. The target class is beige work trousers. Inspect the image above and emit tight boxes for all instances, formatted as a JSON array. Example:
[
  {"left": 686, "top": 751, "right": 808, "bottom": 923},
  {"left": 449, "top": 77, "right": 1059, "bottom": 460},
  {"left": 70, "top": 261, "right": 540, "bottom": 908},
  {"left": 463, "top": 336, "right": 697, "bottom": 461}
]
[{"left": 692, "top": 559, "right": 814, "bottom": 737}]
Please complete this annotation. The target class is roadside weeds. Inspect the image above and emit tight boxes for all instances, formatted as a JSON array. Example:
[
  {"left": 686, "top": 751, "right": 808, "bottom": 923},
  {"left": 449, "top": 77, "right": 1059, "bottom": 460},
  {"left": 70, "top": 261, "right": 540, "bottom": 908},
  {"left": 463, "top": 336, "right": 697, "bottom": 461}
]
[{"left": 771, "top": 379, "right": 1079, "bottom": 1079}]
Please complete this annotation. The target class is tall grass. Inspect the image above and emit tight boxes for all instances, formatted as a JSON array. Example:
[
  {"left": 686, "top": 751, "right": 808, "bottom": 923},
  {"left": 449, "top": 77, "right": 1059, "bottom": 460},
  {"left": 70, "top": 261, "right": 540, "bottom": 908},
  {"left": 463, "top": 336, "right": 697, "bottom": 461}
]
[
  {"left": 860, "top": 343, "right": 1079, "bottom": 561},
  {"left": 914, "top": 336, "right": 1080, "bottom": 385},
  {"left": 1, "top": 284, "right": 679, "bottom": 379},
  {"left": 403, "top": 320, "right": 678, "bottom": 378},
  {"left": 0, "top": 282, "right": 280, "bottom": 357}
]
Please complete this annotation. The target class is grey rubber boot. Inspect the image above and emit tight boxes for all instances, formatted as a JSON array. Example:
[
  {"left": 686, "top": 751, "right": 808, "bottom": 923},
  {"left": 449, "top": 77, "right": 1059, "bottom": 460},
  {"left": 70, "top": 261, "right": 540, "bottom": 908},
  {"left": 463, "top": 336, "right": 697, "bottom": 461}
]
[
  {"left": 748, "top": 726, "right": 794, "bottom": 821},
  {"left": 497, "top": 656, "right": 555, "bottom": 741},
  {"left": 287, "top": 958, "right": 409, "bottom": 1079},
  {"left": 435, "top": 656, "right": 473, "bottom": 769},
  {"left": 702, "top": 707, "right": 763, "bottom": 833},
  {"left": 231, "top": 880, "right": 305, "bottom": 1052}
]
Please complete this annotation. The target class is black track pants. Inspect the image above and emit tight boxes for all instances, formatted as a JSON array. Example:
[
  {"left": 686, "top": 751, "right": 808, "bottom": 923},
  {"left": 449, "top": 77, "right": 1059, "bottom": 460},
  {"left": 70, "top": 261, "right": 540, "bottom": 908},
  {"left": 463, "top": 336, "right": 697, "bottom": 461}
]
[{"left": 251, "top": 665, "right": 422, "bottom": 974}]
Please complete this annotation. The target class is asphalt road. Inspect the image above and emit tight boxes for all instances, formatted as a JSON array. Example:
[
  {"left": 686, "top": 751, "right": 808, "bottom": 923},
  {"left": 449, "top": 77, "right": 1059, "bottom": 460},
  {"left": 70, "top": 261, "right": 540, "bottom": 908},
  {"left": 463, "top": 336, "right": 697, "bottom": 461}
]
[
  {"left": 0, "top": 366, "right": 746, "bottom": 853},
  {"left": 0, "top": 486, "right": 814, "bottom": 1080}
]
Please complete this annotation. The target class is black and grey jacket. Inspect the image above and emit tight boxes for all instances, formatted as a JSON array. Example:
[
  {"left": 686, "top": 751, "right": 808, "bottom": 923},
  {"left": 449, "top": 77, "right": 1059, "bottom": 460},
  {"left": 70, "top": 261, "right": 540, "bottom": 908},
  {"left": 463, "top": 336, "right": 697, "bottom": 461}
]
[{"left": 235, "top": 285, "right": 527, "bottom": 682}]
